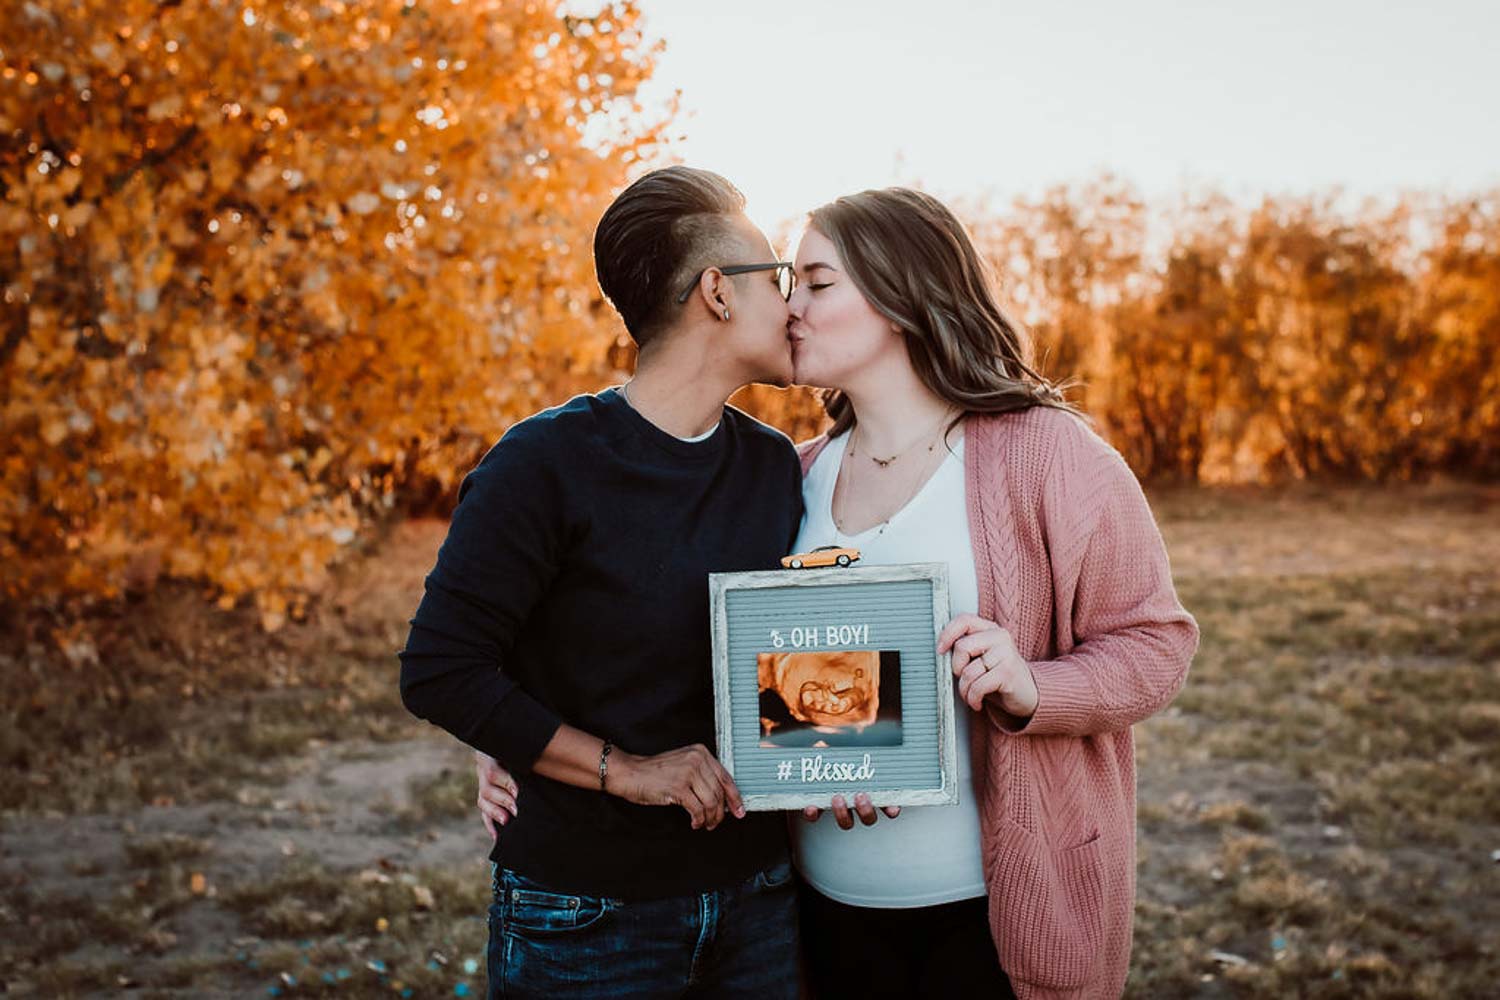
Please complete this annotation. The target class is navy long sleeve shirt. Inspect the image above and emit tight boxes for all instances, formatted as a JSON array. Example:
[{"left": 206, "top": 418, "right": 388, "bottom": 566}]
[{"left": 399, "top": 388, "right": 803, "bottom": 898}]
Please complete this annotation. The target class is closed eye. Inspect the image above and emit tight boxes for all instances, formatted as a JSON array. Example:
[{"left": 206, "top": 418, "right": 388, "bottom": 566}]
[{"left": 808, "top": 283, "right": 832, "bottom": 291}]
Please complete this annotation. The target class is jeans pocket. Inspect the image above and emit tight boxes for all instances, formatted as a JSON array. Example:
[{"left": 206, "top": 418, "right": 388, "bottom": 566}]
[
  {"left": 494, "top": 872, "right": 625, "bottom": 997},
  {"left": 499, "top": 870, "right": 613, "bottom": 934},
  {"left": 752, "top": 859, "right": 796, "bottom": 892}
]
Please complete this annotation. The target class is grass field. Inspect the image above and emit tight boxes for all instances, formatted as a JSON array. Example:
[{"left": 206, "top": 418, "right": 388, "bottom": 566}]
[{"left": 2, "top": 482, "right": 1497, "bottom": 997}]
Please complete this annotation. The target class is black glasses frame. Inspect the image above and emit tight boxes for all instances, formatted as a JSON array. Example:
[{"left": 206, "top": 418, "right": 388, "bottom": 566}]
[{"left": 675, "top": 261, "right": 795, "bottom": 304}]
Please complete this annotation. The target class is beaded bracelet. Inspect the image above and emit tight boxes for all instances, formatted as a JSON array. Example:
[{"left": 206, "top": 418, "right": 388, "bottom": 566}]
[{"left": 598, "top": 740, "right": 613, "bottom": 791}]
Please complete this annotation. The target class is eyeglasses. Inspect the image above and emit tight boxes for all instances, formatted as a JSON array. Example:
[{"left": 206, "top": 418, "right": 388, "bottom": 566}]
[{"left": 675, "top": 261, "right": 796, "bottom": 304}]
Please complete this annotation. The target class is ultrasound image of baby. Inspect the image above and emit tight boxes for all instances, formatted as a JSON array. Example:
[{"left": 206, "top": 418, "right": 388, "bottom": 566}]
[{"left": 757, "top": 650, "right": 903, "bottom": 747}]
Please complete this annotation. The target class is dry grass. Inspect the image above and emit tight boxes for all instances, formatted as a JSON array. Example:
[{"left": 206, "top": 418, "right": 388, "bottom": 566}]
[
  {"left": 1127, "top": 481, "right": 1500, "bottom": 997},
  {"left": 220, "top": 858, "right": 488, "bottom": 938},
  {"left": 0, "top": 522, "right": 431, "bottom": 816},
  {"left": 2, "top": 488, "right": 1497, "bottom": 997},
  {"left": 391, "top": 766, "right": 477, "bottom": 830}
]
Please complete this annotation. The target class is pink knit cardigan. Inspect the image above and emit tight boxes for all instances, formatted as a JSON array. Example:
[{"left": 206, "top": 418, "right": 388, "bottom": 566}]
[{"left": 798, "top": 406, "right": 1198, "bottom": 999}]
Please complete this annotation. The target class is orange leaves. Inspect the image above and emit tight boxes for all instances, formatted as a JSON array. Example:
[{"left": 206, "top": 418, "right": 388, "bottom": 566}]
[
  {"left": 3, "top": 0, "right": 668, "bottom": 627},
  {"left": 208, "top": 151, "right": 241, "bottom": 193},
  {"left": 744, "top": 187, "right": 1500, "bottom": 484},
  {"left": 971, "top": 182, "right": 1500, "bottom": 483}
]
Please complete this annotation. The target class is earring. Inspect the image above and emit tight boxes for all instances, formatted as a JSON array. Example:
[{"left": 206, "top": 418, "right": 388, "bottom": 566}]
[{"left": 722, "top": 309, "right": 731, "bottom": 320}]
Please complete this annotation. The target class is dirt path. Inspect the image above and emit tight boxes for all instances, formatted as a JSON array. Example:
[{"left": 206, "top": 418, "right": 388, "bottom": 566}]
[
  {"left": 1, "top": 733, "right": 491, "bottom": 997},
  {"left": 1, "top": 736, "right": 480, "bottom": 891}
]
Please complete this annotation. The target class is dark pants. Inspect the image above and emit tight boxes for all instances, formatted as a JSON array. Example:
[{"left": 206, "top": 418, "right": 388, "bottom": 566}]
[
  {"left": 798, "top": 883, "right": 1016, "bottom": 999},
  {"left": 487, "top": 861, "right": 799, "bottom": 999}
]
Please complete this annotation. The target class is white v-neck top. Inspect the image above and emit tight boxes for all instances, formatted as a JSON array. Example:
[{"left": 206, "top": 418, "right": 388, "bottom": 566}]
[{"left": 790, "top": 431, "right": 986, "bottom": 908}]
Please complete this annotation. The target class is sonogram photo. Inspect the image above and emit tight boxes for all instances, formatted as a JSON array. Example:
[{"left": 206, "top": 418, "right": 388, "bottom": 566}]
[{"left": 757, "top": 650, "right": 903, "bottom": 747}]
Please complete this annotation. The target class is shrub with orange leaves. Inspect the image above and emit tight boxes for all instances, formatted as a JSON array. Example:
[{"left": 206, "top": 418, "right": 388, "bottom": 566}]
[
  {"left": 741, "top": 181, "right": 1500, "bottom": 485},
  {"left": 1, "top": 0, "right": 667, "bottom": 627},
  {"left": 973, "top": 181, "right": 1500, "bottom": 483}
]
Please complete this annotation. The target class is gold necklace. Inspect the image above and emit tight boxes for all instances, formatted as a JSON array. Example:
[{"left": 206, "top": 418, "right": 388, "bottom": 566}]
[
  {"left": 833, "top": 420, "right": 951, "bottom": 537},
  {"left": 852, "top": 410, "right": 953, "bottom": 469}
]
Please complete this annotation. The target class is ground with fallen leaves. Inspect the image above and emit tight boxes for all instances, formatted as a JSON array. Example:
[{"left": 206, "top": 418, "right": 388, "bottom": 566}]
[{"left": 2, "top": 482, "right": 1497, "bottom": 997}]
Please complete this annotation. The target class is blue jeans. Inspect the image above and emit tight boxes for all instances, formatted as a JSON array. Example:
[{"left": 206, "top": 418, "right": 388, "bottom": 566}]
[{"left": 486, "top": 861, "right": 799, "bottom": 999}]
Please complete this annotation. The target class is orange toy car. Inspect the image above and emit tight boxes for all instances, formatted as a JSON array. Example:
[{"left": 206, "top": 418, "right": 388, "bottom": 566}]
[{"left": 781, "top": 545, "right": 861, "bottom": 569}]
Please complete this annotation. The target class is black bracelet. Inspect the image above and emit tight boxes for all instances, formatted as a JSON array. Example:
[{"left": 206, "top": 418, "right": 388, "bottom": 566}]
[{"left": 598, "top": 741, "right": 613, "bottom": 791}]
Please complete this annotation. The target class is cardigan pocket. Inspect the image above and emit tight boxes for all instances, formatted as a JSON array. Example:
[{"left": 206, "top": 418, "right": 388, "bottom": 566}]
[{"left": 989, "top": 817, "right": 1106, "bottom": 991}]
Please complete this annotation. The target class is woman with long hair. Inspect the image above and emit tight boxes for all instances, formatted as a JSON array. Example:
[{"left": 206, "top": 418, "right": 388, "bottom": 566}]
[{"left": 782, "top": 187, "right": 1196, "bottom": 998}]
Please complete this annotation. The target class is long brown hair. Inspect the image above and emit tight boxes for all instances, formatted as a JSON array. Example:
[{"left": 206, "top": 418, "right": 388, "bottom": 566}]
[{"left": 807, "top": 187, "right": 1077, "bottom": 436}]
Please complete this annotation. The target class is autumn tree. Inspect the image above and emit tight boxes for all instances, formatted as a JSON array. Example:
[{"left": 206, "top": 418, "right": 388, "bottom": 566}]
[
  {"left": 1, "top": 0, "right": 666, "bottom": 626},
  {"left": 971, "top": 182, "right": 1500, "bottom": 483},
  {"left": 734, "top": 182, "right": 1500, "bottom": 484},
  {"left": 1408, "top": 195, "right": 1500, "bottom": 475}
]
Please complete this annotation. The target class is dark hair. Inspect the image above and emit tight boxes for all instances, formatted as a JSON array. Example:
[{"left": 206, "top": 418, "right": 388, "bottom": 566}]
[
  {"left": 808, "top": 187, "right": 1077, "bottom": 436},
  {"left": 593, "top": 166, "right": 747, "bottom": 348}
]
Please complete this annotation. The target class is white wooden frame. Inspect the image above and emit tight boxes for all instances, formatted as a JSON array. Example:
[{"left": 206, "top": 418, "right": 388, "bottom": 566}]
[{"left": 708, "top": 562, "right": 958, "bottom": 812}]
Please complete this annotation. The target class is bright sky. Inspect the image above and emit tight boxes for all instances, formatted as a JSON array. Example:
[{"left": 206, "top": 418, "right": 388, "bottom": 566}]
[{"left": 631, "top": 0, "right": 1500, "bottom": 232}]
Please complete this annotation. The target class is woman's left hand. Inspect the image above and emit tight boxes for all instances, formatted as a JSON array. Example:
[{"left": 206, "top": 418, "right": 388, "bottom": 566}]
[
  {"left": 801, "top": 793, "right": 901, "bottom": 831},
  {"left": 475, "top": 750, "right": 519, "bottom": 840},
  {"left": 938, "top": 613, "right": 1039, "bottom": 718}
]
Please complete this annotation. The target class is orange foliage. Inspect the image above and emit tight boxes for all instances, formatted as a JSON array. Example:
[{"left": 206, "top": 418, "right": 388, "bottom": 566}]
[
  {"left": 970, "top": 180, "right": 1500, "bottom": 482},
  {"left": 5, "top": 4, "right": 1496, "bottom": 631},
  {"left": 742, "top": 181, "right": 1500, "bottom": 485},
  {"left": 2, "top": 0, "right": 666, "bottom": 626},
  {"left": 730, "top": 383, "right": 828, "bottom": 444}
]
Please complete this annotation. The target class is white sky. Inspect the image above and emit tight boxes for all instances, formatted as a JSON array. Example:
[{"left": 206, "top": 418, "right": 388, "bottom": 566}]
[{"left": 631, "top": 0, "right": 1500, "bottom": 231}]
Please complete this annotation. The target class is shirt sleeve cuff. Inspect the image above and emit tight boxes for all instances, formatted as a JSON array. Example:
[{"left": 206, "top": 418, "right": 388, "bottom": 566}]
[
  {"left": 990, "top": 657, "right": 1097, "bottom": 736},
  {"left": 471, "top": 687, "right": 564, "bottom": 774}
]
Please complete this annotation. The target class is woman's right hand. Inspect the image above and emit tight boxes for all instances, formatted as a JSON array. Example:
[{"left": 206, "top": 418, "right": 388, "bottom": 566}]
[
  {"left": 610, "top": 744, "right": 746, "bottom": 831},
  {"left": 474, "top": 751, "right": 519, "bottom": 841}
]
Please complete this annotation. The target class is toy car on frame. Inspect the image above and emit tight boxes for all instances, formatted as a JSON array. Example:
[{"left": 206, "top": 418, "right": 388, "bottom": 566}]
[{"left": 781, "top": 545, "right": 861, "bottom": 570}]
